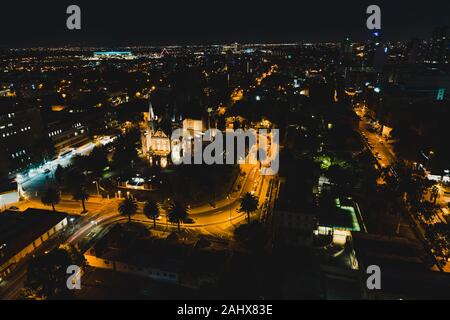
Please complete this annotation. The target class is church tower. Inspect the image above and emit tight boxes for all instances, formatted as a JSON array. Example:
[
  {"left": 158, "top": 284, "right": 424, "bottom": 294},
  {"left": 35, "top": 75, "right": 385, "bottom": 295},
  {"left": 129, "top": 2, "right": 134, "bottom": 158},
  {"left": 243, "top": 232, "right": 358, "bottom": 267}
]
[
  {"left": 148, "top": 99, "right": 156, "bottom": 132},
  {"left": 142, "top": 97, "right": 171, "bottom": 168}
]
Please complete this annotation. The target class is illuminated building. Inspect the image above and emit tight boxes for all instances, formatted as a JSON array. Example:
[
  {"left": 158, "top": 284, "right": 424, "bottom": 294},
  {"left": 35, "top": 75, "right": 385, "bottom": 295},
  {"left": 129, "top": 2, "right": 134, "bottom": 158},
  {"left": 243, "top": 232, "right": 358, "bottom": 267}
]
[
  {"left": 91, "top": 51, "right": 136, "bottom": 60},
  {"left": 182, "top": 118, "right": 204, "bottom": 137},
  {"left": 0, "top": 209, "right": 68, "bottom": 279},
  {"left": 44, "top": 113, "right": 90, "bottom": 154},
  {"left": 364, "top": 30, "right": 388, "bottom": 72},
  {"left": 0, "top": 181, "right": 19, "bottom": 212},
  {"left": 424, "top": 26, "right": 448, "bottom": 64},
  {"left": 142, "top": 100, "right": 171, "bottom": 167},
  {"left": 0, "top": 99, "right": 45, "bottom": 176}
]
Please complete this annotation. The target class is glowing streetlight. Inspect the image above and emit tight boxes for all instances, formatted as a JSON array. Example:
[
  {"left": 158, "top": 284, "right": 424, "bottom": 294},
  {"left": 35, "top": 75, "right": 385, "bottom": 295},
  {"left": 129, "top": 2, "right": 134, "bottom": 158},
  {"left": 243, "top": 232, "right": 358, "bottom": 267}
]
[{"left": 92, "top": 180, "right": 100, "bottom": 196}]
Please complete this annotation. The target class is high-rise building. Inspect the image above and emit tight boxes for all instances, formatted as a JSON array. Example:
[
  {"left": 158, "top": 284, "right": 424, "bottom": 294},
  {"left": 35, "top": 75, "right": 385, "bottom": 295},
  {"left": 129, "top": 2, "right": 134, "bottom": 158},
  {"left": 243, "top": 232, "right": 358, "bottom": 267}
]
[
  {"left": 43, "top": 111, "right": 90, "bottom": 154},
  {"left": 405, "top": 38, "right": 421, "bottom": 64},
  {"left": 0, "top": 98, "right": 45, "bottom": 176},
  {"left": 341, "top": 37, "right": 354, "bottom": 63},
  {"left": 365, "top": 30, "right": 388, "bottom": 72},
  {"left": 425, "top": 26, "right": 448, "bottom": 64}
]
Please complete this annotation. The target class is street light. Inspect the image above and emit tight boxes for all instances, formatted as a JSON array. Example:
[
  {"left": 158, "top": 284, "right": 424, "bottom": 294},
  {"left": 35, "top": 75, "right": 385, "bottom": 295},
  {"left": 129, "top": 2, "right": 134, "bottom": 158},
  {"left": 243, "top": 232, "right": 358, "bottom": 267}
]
[{"left": 93, "top": 181, "right": 100, "bottom": 196}]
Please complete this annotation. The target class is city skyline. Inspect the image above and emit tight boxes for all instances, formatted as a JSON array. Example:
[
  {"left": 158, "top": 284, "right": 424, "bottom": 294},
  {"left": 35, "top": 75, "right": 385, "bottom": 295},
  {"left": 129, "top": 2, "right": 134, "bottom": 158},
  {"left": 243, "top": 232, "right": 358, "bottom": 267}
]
[
  {"left": 1, "top": 0, "right": 449, "bottom": 47},
  {"left": 0, "top": 1, "right": 449, "bottom": 304}
]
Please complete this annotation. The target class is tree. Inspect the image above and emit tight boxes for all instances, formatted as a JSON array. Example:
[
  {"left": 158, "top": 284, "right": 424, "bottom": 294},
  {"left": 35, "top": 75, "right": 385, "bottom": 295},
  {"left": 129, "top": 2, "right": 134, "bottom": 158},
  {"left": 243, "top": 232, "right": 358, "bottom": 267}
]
[
  {"left": 111, "top": 129, "right": 140, "bottom": 179},
  {"left": 29, "top": 136, "right": 55, "bottom": 164},
  {"left": 111, "top": 145, "right": 139, "bottom": 180},
  {"left": 326, "top": 164, "right": 355, "bottom": 194},
  {"left": 54, "top": 165, "right": 65, "bottom": 186},
  {"left": 72, "top": 187, "right": 90, "bottom": 213},
  {"left": 394, "top": 163, "right": 427, "bottom": 209},
  {"left": 143, "top": 199, "right": 160, "bottom": 228},
  {"left": 22, "top": 247, "right": 82, "bottom": 300},
  {"left": 234, "top": 221, "right": 268, "bottom": 251},
  {"left": 71, "top": 154, "right": 90, "bottom": 172},
  {"left": 420, "top": 201, "right": 439, "bottom": 223},
  {"left": 119, "top": 196, "right": 137, "bottom": 222},
  {"left": 40, "top": 186, "right": 61, "bottom": 212},
  {"left": 63, "top": 168, "right": 86, "bottom": 191},
  {"left": 100, "top": 178, "right": 116, "bottom": 196},
  {"left": 87, "top": 146, "right": 109, "bottom": 177},
  {"left": 64, "top": 169, "right": 90, "bottom": 213},
  {"left": 167, "top": 201, "right": 188, "bottom": 232},
  {"left": 427, "top": 222, "right": 450, "bottom": 262},
  {"left": 430, "top": 185, "right": 440, "bottom": 205},
  {"left": 239, "top": 192, "right": 258, "bottom": 224}
]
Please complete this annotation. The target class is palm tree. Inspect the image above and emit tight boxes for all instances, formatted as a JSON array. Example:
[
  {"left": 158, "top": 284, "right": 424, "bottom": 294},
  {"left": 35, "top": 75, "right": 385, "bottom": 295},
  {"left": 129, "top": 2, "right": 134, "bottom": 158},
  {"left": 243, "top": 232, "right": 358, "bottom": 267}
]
[
  {"left": 239, "top": 192, "right": 258, "bottom": 223},
  {"left": 420, "top": 201, "right": 438, "bottom": 223},
  {"left": 167, "top": 201, "right": 188, "bottom": 232},
  {"left": 143, "top": 200, "right": 160, "bottom": 228},
  {"left": 119, "top": 196, "right": 138, "bottom": 222},
  {"left": 72, "top": 187, "right": 90, "bottom": 213},
  {"left": 63, "top": 168, "right": 90, "bottom": 213},
  {"left": 40, "top": 186, "right": 61, "bottom": 212},
  {"left": 430, "top": 185, "right": 440, "bottom": 205}
]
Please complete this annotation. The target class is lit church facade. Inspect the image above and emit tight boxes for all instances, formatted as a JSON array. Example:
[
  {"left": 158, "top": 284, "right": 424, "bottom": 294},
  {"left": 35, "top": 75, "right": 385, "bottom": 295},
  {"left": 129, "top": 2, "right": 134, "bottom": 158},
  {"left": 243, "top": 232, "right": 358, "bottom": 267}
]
[
  {"left": 141, "top": 98, "right": 206, "bottom": 168},
  {"left": 141, "top": 101, "right": 171, "bottom": 168}
]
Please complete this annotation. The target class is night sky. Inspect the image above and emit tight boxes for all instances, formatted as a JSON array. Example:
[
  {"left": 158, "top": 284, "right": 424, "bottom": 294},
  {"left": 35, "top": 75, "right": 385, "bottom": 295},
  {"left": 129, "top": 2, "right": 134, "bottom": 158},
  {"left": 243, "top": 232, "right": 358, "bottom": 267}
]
[{"left": 1, "top": 0, "right": 449, "bottom": 47}]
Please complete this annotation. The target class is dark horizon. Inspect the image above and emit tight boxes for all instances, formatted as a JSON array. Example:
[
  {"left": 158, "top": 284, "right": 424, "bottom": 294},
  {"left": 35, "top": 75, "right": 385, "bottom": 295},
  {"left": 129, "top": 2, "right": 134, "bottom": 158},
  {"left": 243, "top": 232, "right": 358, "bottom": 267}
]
[{"left": 1, "top": 0, "right": 449, "bottom": 48}]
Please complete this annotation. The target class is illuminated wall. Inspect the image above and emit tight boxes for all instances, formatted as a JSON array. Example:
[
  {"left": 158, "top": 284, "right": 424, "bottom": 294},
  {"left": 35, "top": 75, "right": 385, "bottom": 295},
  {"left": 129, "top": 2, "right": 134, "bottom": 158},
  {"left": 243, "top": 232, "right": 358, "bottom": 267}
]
[{"left": 0, "top": 190, "right": 19, "bottom": 210}]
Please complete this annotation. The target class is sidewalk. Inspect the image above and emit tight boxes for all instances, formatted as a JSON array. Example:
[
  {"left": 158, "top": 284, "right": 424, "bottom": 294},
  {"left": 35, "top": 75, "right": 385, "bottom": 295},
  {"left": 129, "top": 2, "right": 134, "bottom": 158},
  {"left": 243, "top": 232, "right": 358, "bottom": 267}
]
[{"left": 12, "top": 197, "right": 118, "bottom": 215}]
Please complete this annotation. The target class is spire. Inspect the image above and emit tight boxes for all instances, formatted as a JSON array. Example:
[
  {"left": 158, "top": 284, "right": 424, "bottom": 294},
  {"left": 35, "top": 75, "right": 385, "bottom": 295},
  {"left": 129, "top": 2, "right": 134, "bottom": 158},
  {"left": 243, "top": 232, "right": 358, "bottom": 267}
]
[
  {"left": 147, "top": 98, "right": 156, "bottom": 133},
  {"left": 148, "top": 99, "right": 155, "bottom": 120}
]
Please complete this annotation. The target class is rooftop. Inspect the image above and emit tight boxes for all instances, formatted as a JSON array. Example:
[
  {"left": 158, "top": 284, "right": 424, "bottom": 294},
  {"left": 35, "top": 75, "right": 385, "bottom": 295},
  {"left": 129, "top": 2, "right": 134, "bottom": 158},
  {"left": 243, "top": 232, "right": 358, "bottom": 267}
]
[
  {"left": 352, "top": 232, "right": 450, "bottom": 299},
  {"left": 0, "top": 208, "right": 67, "bottom": 266},
  {"left": 90, "top": 223, "right": 229, "bottom": 278}
]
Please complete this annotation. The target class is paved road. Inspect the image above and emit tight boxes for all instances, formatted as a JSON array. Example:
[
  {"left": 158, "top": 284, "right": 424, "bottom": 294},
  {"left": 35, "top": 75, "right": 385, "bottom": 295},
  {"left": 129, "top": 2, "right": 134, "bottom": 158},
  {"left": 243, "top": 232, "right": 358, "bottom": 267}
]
[
  {"left": 355, "top": 106, "right": 397, "bottom": 169},
  {"left": 18, "top": 136, "right": 115, "bottom": 199},
  {"left": 1, "top": 68, "right": 281, "bottom": 298},
  {"left": 0, "top": 161, "right": 277, "bottom": 299}
]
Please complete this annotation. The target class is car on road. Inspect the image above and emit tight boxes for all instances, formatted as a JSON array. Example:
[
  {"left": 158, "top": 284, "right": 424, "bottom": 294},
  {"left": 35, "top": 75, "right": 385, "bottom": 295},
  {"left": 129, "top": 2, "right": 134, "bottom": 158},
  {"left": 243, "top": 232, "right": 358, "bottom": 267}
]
[
  {"left": 8, "top": 206, "right": 20, "bottom": 212},
  {"left": 44, "top": 169, "right": 51, "bottom": 174},
  {"left": 183, "top": 217, "right": 195, "bottom": 224},
  {"left": 58, "top": 148, "right": 75, "bottom": 159}
]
